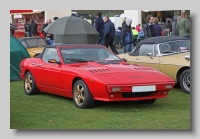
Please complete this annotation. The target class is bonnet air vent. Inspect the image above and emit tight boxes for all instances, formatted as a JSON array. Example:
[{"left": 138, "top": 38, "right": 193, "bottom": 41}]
[{"left": 89, "top": 69, "right": 111, "bottom": 73}]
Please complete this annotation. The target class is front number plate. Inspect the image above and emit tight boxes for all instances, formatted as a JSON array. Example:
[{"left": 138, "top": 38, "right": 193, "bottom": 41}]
[{"left": 132, "top": 85, "right": 156, "bottom": 92}]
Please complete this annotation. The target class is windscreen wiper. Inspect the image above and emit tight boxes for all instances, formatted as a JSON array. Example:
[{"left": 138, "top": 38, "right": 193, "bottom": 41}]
[{"left": 65, "top": 58, "right": 89, "bottom": 62}]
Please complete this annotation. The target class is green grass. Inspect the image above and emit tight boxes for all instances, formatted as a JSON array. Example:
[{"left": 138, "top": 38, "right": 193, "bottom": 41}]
[{"left": 10, "top": 81, "right": 190, "bottom": 130}]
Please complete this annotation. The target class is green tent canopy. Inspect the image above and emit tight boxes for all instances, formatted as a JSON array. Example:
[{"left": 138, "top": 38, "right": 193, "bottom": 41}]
[{"left": 10, "top": 35, "right": 30, "bottom": 81}]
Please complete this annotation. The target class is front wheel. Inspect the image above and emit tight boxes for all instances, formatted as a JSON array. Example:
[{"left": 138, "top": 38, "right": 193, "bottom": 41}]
[
  {"left": 24, "top": 71, "right": 40, "bottom": 95},
  {"left": 137, "top": 99, "right": 157, "bottom": 104},
  {"left": 180, "top": 69, "right": 190, "bottom": 94},
  {"left": 73, "top": 79, "right": 95, "bottom": 109}
]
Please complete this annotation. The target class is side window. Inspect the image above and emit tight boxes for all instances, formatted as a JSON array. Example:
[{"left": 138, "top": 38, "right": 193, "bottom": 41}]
[
  {"left": 42, "top": 48, "right": 60, "bottom": 63},
  {"left": 159, "top": 43, "right": 171, "bottom": 54},
  {"left": 139, "top": 44, "right": 153, "bottom": 56},
  {"left": 21, "top": 41, "right": 28, "bottom": 48}
]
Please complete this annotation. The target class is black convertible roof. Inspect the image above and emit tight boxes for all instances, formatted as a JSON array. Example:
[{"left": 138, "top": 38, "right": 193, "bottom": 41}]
[{"left": 138, "top": 36, "right": 189, "bottom": 45}]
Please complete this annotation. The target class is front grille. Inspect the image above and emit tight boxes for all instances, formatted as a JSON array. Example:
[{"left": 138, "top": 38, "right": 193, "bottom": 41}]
[{"left": 122, "top": 92, "right": 155, "bottom": 98}]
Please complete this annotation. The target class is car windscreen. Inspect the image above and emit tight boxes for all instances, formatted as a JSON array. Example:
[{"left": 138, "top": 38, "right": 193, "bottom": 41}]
[
  {"left": 26, "top": 38, "right": 47, "bottom": 48},
  {"left": 60, "top": 47, "right": 121, "bottom": 64}
]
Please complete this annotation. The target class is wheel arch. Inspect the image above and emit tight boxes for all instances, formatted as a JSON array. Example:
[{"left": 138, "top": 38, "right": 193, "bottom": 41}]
[
  {"left": 72, "top": 77, "right": 83, "bottom": 93},
  {"left": 176, "top": 66, "right": 190, "bottom": 84},
  {"left": 71, "top": 76, "right": 94, "bottom": 97},
  {"left": 25, "top": 69, "right": 30, "bottom": 74}
]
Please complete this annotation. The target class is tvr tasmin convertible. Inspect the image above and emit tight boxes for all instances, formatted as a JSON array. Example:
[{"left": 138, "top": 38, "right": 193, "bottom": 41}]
[{"left": 19, "top": 44, "right": 175, "bottom": 109}]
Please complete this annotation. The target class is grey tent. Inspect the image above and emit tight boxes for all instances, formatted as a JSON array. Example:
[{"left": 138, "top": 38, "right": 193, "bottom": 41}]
[{"left": 43, "top": 16, "right": 99, "bottom": 44}]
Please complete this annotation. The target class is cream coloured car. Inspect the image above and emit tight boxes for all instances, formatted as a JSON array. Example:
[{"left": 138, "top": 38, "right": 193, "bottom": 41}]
[{"left": 118, "top": 36, "right": 190, "bottom": 94}]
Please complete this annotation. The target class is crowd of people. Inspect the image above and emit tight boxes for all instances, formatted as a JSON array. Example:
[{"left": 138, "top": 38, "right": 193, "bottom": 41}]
[
  {"left": 10, "top": 11, "right": 190, "bottom": 54},
  {"left": 94, "top": 12, "right": 190, "bottom": 54}
]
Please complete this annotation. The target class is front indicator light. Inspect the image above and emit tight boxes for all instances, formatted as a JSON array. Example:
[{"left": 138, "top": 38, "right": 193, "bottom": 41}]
[
  {"left": 112, "top": 87, "right": 121, "bottom": 92},
  {"left": 165, "top": 84, "right": 172, "bottom": 89}
]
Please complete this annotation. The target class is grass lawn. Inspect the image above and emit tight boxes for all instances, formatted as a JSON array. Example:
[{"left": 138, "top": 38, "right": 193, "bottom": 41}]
[{"left": 10, "top": 81, "right": 190, "bottom": 130}]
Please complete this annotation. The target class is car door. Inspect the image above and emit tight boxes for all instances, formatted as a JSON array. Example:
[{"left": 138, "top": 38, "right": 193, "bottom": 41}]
[
  {"left": 128, "top": 44, "right": 160, "bottom": 71},
  {"left": 34, "top": 47, "right": 62, "bottom": 89}
]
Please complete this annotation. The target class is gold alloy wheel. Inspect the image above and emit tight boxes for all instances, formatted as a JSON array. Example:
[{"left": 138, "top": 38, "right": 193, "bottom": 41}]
[
  {"left": 25, "top": 74, "right": 32, "bottom": 92},
  {"left": 74, "top": 84, "right": 85, "bottom": 105}
]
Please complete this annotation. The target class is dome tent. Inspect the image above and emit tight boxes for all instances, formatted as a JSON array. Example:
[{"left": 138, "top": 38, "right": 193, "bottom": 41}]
[{"left": 10, "top": 35, "right": 30, "bottom": 81}]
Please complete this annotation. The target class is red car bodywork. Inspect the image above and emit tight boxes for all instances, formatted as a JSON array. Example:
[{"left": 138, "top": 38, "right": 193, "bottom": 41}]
[{"left": 19, "top": 45, "right": 175, "bottom": 102}]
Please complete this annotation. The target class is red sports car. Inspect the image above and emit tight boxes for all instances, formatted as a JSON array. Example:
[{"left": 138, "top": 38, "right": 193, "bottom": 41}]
[{"left": 19, "top": 44, "right": 175, "bottom": 109}]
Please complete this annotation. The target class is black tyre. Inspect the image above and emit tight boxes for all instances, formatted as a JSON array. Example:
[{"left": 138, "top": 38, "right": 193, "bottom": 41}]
[
  {"left": 24, "top": 71, "right": 39, "bottom": 95},
  {"left": 180, "top": 69, "right": 190, "bottom": 94},
  {"left": 137, "top": 99, "right": 157, "bottom": 104},
  {"left": 73, "top": 79, "right": 95, "bottom": 109}
]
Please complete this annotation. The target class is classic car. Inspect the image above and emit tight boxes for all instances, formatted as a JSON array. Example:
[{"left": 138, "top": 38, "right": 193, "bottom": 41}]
[
  {"left": 19, "top": 44, "right": 175, "bottom": 109},
  {"left": 18, "top": 36, "right": 50, "bottom": 58},
  {"left": 118, "top": 36, "right": 190, "bottom": 94}
]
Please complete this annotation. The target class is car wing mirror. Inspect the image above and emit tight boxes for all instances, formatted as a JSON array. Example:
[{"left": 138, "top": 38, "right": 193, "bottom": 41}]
[
  {"left": 147, "top": 53, "right": 154, "bottom": 59},
  {"left": 121, "top": 58, "right": 127, "bottom": 62},
  {"left": 48, "top": 59, "right": 61, "bottom": 64}
]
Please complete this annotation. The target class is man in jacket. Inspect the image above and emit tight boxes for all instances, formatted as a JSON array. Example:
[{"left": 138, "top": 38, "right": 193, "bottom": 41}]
[
  {"left": 143, "top": 15, "right": 157, "bottom": 39},
  {"left": 29, "top": 19, "right": 38, "bottom": 36},
  {"left": 42, "top": 18, "right": 53, "bottom": 40},
  {"left": 121, "top": 18, "right": 134, "bottom": 53},
  {"left": 176, "top": 13, "right": 190, "bottom": 38},
  {"left": 103, "top": 15, "right": 119, "bottom": 54},
  {"left": 94, "top": 12, "right": 104, "bottom": 45}
]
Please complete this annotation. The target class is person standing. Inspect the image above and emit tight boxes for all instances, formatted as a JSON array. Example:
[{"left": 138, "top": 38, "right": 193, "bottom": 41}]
[
  {"left": 103, "top": 15, "right": 119, "bottom": 54},
  {"left": 42, "top": 18, "right": 54, "bottom": 41},
  {"left": 121, "top": 18, "right": 134, "bottom": 53},
  {"left": 29, "top": 19, "right": 38, "bottom": 36},
  {"left": 171, "top": 15, "right": 179, "bottom": 36},
  {"left": 153, "top": 17, "right": 162, "bottom": 36},
  {"left": 94, "top": 12, "right": 104, "bottom": 45},
  {"left": 163, "top": 28, "right": 171, "bottom": 36},
  {"left": 24, "top": 21, "right": 30, "bottom": 37},
  {"left": 132, "top": 27, "right": 138, "bottom": 46},
  {"left": 176, "top": 12, "right": 190, "bottom": 38},
  {"left": 136, "top": 23, "right": 141, "bottom": 32},
  {"left": 114, "top": 27, "right": 122, "bottom": 49},
  {"left": 143, "top": 15, "right": 157, "bottom": 39}
]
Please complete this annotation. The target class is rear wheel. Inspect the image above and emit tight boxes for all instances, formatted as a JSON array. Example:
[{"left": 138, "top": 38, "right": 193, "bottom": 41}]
[
  {"left": 137, "top": 99, "right": 157, "bottom": 104},
  {"left": 180, "top": 69, "right": 190, "bottom": 94},
  {"left": 24, "top": 71, "right": 39, "bottom": 95},
  {"left": 73, "top": 79, "right": 95, "bottom": 109}
]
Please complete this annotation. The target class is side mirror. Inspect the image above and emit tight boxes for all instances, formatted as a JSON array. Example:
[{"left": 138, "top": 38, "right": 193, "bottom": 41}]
[
  {"left": 48, "top": 59, "right": 61, "bottom": 64},
  {"left": 121, "top": 58, "right": 127, "bottom": 62},
  {"left": 147, "top": 53, "right": 153, "bottom": 56},
  {"left": 147, "top": 53, "right": 154, "bottom": 59}
]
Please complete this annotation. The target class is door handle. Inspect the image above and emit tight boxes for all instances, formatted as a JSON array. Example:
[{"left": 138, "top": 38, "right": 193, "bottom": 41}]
[
  {"left": 136, "top": 58, "right": 140, "bottom": 60},
  {"left": 37, "top": 64, "right": 42, "bottom": 67}
]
